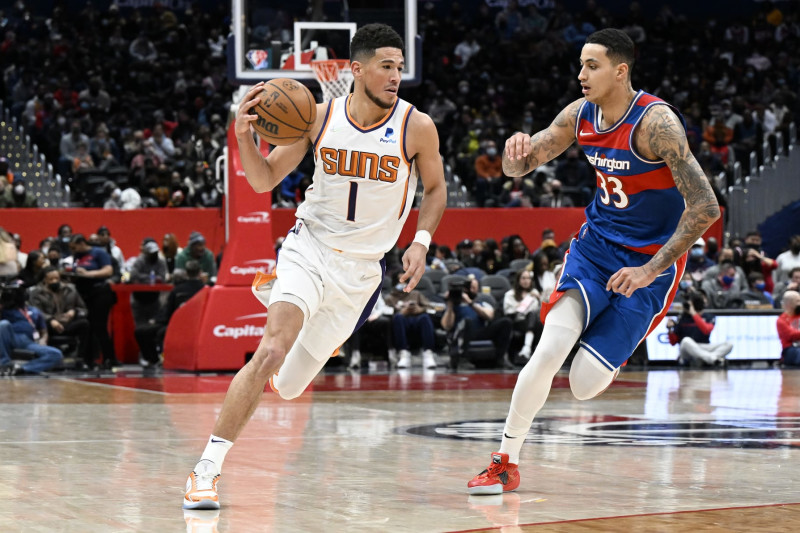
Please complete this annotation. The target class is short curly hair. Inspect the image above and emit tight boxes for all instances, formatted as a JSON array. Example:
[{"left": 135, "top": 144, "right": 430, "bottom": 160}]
[
  {"left": 585, "top": 28, "right": 635, "bottom": 73},
  {"left": 350, "top": 23, "right": 404, "bottom": 63}
]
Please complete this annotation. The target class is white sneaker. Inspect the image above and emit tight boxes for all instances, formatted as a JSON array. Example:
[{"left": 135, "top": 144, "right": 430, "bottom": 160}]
[
  {"left": 184, "top": 460, "right": 220, "bottom": 510},
  {"left": 518, "top": 345, "right": 531, "bottom": 359},
  {"left": 348, "top": 350, "right": 361, "bottom": 370},
  {"left": 422, "top": 349, "right": 437, "bottom": 369},
  {"left": 397, "top": 349, "right": 412, "bottom": 369}
]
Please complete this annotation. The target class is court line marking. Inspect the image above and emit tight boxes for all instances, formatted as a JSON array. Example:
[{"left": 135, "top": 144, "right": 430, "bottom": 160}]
[
  {"left": 52, "top": 377, "right": 169, "bottom": 395},
  {"left": 0, "top": 435, "right": 336, "bottom": 445},
  {"left": 451, "top": 501, "right": 800, "bottom": 532}
]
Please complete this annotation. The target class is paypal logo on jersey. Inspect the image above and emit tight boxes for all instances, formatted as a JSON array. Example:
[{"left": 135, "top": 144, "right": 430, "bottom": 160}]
[{"left": 380, "top": 127, "right": 398, "bottom": 144}]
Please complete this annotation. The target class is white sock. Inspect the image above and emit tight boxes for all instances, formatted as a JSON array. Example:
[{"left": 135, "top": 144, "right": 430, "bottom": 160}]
[
  {"left": 499, "top": 293, "right": 583, "bottom": 465},
  {"left": 199, "top": 434, "right": 233, "bottom": 473},
  {"left": 523, "top": 331, "right": 534, "bottom": 349}
]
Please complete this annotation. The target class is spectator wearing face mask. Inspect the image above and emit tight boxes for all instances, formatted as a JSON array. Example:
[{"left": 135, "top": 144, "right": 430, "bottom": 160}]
[
  {"left": 52, "top": 224, "right": 73, "bottom": 259},
  {"left": 741, "top": 230, "right": 777, "bottom": 293},
  {"left": 29, "top": 266, "right": 91, "bottom": 369},
  {"left": 127, "top": 238, "right": 169, "bottom": 326},
  {"left": 474, "top": 140, "right": 504, "bottom": 207},
  {"left": 685, "top": 238, "right": 715, "bottom": 282},
  {"left": 739, "top": 272, "right": 773, "bottom": 308},
  {"left": 701, "top": 260, "right": 743, "bottom": 309},
  {"left": 702, "top": 247, "right": 748, "bottom": 293}
]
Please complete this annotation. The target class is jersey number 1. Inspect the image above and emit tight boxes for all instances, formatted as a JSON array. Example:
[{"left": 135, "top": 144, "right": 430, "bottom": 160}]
[{"left": 347, "top": 181, "right": 358, "bottom": 221}]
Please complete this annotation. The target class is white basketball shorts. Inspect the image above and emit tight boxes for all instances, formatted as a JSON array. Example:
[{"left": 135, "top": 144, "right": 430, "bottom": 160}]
[{"left": 256, "top": 221, "right": 384, "bottom": 361}]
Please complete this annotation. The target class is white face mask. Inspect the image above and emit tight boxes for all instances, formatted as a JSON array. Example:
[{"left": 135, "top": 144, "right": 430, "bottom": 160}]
[
  {"left": 13, "top": 184, "right": 25, "bottom": 195},
  {"left": 486, "top": 148, "right": 498, "bottom": 157}
]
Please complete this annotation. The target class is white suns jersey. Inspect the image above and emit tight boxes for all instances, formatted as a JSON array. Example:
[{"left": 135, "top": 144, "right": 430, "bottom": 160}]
[{"left": 295, "top": 94, "right": 419, "bottom": 260}]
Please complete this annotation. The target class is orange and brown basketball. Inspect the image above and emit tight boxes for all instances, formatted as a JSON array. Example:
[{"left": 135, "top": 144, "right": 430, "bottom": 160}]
[{"left": 251, "top": 78, "right": 317, "bottom": 145}]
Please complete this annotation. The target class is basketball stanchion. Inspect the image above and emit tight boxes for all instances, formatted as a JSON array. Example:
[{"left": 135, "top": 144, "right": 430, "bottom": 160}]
[{"left": 311, "top": 59, "right": 353, "bottom": 102}]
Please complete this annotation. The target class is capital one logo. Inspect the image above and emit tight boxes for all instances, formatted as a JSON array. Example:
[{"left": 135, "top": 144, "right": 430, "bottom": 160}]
[
  {"left": 230, "top": 258, "right": 276, "bottom": 276},
  {"left": 236, "top": 211, "right": 271, "bottom": 224},
  {"left": 213, "top": 312, "right": 267, "bottom": 339}
]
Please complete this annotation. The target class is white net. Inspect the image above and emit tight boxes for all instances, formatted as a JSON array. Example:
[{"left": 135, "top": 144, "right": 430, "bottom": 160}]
[{"left": 311, "top": 60, "right": 354, "bottom": 102}]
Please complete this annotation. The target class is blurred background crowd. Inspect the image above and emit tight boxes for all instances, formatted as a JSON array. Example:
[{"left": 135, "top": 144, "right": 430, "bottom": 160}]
[{"left": 1, "top": 0, "right": 800, "bottom": 372}]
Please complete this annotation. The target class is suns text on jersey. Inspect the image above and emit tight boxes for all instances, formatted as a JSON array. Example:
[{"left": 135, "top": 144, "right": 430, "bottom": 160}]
[{"left": 318, "top": 148, "right": 400, "bottom": 183}]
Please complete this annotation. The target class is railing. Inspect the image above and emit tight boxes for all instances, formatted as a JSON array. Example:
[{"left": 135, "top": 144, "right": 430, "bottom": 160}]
[
  {"left": 0, "top": 99, "right": 69, "bottom": 207},
  {"left": 726, "top": 123, "right": 799, "bottom": 240}
]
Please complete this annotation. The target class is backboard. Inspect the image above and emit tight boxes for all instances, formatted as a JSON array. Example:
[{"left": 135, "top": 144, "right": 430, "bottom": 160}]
[{"left": 229, "top": 0, "right": 420, "bottom": 87}]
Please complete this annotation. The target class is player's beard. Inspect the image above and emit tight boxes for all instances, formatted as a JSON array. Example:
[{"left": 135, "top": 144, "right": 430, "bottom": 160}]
[{"left": 364, "top": 84, "right": 395, "bottom": 109}]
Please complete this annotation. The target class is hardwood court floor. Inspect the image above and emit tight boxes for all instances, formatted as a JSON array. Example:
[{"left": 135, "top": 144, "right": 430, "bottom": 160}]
[{"left": 2, "top": 365, "right": 800, "bottom": 532}]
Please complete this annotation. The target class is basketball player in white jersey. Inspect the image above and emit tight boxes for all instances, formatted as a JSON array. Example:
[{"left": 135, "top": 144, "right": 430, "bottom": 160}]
[{"left": 184, "top": 23, "right": 447, "bottom": 509}]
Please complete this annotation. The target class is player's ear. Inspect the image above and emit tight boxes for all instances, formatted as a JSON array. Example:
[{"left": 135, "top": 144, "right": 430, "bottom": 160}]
[
  {"left": 350, "top": 60, "right": 363, "bottom": 78},
  {"left": 616, "top": 63, "right": 629, "bottom": 81}
]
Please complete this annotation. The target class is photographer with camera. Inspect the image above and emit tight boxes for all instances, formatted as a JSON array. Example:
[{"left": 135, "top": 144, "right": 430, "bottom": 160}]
[
  {"left": 441, "top": 276, "right": 513, "bottom": 369},
  {"left": 666, "top": 289, "right": 732, "bottom": 366},
  {"left": 776, "top": 290, "right": 800, "bottom": 367},
  {"left": 0, "top": 280, "right": 63, "bottom": 375}
]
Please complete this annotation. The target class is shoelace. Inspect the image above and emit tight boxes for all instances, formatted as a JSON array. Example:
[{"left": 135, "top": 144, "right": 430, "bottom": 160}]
[
  {"left": 193, "top": 470, "right": 218, "bottom": 491},
  {"left": 480, "top": 463, "right": 504, "bottom": 477}
]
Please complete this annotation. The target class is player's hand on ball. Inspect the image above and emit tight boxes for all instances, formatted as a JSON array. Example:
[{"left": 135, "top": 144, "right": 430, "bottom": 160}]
[
  {"left": 399, "top": 243, "right": 427, "bottom": 292},
  {"left": 234, "top": 82, "right": 265, "bottom": 137},
  {"left": 606, "top": 265, "right": 656, "bottom": 298},
  {"left": 505, "top": 132, "right": 532, "bottom": 160}
]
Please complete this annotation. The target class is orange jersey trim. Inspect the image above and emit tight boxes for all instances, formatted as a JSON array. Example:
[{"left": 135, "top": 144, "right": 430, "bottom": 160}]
[
  {"left": 398, "top": 176, "right": 410, "bottom": 219},
  {"left": 313, "top": 100, "right": 334, "bottom": 159},
  {"left": 345, "top": 94, "right": 398, "bottom": 131}
]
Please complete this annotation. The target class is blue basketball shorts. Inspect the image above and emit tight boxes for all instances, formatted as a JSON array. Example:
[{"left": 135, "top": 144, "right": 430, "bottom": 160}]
[{"left": 547, "top": 224, "right": 686, "bottom": 370}]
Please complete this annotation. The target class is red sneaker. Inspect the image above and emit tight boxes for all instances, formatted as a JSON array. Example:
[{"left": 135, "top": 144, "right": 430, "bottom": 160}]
[{"left": 468, "top": 453, "right": 520, "bottom": 495}]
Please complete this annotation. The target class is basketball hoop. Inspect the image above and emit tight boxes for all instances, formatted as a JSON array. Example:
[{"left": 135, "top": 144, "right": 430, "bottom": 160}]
[{"left": 311, "top": 60, "right": 353, "bottom": 102}]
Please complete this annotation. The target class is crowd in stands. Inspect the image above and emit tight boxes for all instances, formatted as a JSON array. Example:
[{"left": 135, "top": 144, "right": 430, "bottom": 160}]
[
  {"left": 1, "top": 1, "right": 230, "bottom": 208},
  {"left": 333, "top": 226, "right": 800, "bottom": 370},
  {"left": 3, "top": 1, "right": 800, "bottom": 372},
  {"left": 0, "top": 224, "right": 214, "bottom": 374},
  {"left": 1, "top": 1, "right": 797, "bottom": 209},
  {"left": 3, "top": 221, "right": 800, "bottom": 373},
  {"left": 405, "top": 0, "right": 799, "bottom": 208}
]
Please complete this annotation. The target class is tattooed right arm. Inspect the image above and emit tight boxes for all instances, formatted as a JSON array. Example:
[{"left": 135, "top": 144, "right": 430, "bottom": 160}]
[{"left": 502, "top": 99, "right": 583, "bottom": 177}]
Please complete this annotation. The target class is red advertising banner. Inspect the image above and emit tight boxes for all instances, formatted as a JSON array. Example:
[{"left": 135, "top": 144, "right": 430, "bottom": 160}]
[
  {"left": 164, "top": 123, "right": 275, "bottom": 370},
  {"left": 163, "top": 285, "right": 267, "bottom": 371},
  {"left": 215, "top": 123, "right": 277, "bottom": 285}
]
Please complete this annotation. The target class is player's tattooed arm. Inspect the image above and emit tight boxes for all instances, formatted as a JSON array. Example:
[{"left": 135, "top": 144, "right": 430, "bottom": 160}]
[
  {"left": 502, "top": 99, "right": 583, "bottom": 177},
  {"left": 641, "top": 106, "right": 721, "bottom": 275}
]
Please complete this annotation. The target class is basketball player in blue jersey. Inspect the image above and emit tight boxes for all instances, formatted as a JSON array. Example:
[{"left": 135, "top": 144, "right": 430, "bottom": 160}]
[
  {"left": 468, "top": 28, "right": 720, "bottom": 494},
  {"left": 184, "top": 24, "right": 446, "bottom": 509}
]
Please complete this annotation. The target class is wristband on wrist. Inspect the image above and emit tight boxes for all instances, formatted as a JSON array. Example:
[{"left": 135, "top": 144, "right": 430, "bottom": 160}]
[{"left": 413, "top": 230, "right": 432, "bottom": 250}]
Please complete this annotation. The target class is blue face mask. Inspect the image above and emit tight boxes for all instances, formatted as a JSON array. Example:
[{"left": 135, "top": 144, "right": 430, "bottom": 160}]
[
  {"left": 721, "top": 275, "right": 735, "bottom": 286},
  {"left": 690, "top": 248, "right": 704, "bottom": 259},
  {"left": 679, "top": 280, "right": 691, "bottom": 290},
  {"left": 395, "top": 283, "right": 406, "bottom": 291},
  {"left": 755, "top": 282, "right": 766, "bottom": 291}
]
